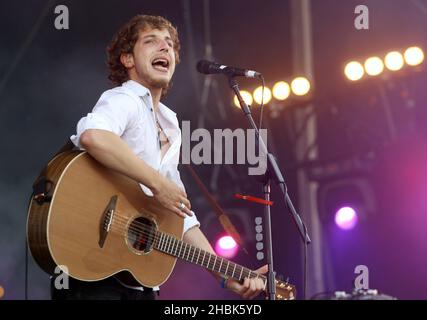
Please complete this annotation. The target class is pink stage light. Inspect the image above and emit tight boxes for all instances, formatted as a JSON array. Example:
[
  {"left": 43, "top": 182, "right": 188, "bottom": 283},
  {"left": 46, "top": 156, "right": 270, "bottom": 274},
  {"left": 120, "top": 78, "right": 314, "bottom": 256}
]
[
  {"left": 215, "top": 236, "right": 238, "bottom": 258},
  {"left": 335, "top": 207, "right": 358, "bottom": 230}
]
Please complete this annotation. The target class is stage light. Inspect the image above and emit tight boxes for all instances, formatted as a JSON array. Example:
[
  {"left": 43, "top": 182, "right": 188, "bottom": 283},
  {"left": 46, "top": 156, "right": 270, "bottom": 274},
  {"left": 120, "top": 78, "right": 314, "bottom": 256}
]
[
  {"left": 233, "top": 90, "right": 253, "bottom": 108},
  {"left": 364, "top": 57, "right": 384, "bottom": 76},
  {"left": 253, "top": 86, "right": 272, "bottom": 105},
  {"left": 291, "top": 77, "right": 311, "bottom": 96},
  {"left": 344, "top": 61, "right": 364, "bottom": 81},
  {"left": 404, "top": 46, "right": 424, "bottom": 66},
  {"left": 334, "top": 207, "right": 358, "bottom": 230},
  {"left": 317, "top": 178, "right": 376, "bottom": 230},
  {"left": 215, "top": 235, "right": 238, "bottom": 258},
  {"left": 272, "top": 81, "right": 291, "bottom": 101},
  {"left": 384, "top": 51, "right": 404, "bottom": 71}
]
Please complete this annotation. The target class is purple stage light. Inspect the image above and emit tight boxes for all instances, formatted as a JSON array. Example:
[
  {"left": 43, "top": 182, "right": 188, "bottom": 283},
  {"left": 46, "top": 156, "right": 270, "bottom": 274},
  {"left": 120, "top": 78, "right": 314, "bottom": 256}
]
[{"left": 335, "top": 206, "right": 358, "bottom": 230}]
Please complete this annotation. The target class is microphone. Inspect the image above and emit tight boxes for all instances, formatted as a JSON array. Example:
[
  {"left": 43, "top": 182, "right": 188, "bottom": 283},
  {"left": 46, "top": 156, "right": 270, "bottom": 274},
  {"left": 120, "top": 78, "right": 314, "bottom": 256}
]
[{"left": 196, "top": 60, "right": 261, "bottom": 79}]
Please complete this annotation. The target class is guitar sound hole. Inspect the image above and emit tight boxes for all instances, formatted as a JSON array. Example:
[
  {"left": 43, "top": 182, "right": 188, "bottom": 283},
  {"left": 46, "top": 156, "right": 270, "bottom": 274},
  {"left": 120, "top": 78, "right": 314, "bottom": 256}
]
[{"left": 127, "top": 216, "right": 156, "bottom": 254}]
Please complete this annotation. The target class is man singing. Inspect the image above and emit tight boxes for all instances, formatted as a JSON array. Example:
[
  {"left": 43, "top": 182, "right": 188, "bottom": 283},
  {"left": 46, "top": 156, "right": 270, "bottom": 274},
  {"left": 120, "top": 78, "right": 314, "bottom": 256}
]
[{"left": 51, "top": 14, "right": 267, "bottom": 300}]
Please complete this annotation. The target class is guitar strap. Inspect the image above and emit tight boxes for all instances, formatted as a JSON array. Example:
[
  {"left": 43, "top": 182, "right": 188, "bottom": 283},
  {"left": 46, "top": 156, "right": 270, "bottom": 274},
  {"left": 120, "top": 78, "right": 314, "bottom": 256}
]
[{"left": 31, "top": 139, "right": 75, "bottom": 205}]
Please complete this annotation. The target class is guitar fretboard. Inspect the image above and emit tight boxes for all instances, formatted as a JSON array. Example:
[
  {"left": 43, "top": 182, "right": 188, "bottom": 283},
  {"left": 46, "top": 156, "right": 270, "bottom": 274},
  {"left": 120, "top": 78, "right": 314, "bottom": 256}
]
[{"left": 153, "top": 231, "right": 265, "bottom": 283}]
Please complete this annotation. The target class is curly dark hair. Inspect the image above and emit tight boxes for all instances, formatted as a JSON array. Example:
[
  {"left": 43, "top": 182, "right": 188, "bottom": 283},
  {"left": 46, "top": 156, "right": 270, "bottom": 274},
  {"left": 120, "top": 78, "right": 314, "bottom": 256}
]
[{"left": 107, "top": 15, "right": 181, "bottom": 87}]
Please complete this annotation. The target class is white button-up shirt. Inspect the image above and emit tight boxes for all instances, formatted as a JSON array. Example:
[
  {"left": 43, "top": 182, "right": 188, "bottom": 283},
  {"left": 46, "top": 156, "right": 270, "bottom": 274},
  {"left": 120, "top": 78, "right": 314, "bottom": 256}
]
[
  {"left": 70, "top": 80, "right": 200, "bottom": 233},
  {"left": 70, "top": 80, "right": 200, "bottom": 292}
]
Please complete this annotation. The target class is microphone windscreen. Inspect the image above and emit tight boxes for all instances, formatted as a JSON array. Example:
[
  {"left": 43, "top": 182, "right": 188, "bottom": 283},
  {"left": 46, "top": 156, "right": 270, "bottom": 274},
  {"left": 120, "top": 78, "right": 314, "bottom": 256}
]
[{"left": 196, "top": 60, "right": 213, "bottom": 74}]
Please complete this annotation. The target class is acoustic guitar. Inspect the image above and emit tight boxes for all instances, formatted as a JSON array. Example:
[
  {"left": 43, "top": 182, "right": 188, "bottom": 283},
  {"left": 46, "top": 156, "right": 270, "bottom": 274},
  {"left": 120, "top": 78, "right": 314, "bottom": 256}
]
[{"left": 27, "top": 151, "right": 296, "bottom": 300}]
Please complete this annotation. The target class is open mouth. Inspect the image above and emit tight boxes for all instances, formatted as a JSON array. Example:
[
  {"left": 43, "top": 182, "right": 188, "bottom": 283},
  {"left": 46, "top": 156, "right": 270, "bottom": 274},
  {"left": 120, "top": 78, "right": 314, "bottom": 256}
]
[{"left": 151, "top": 57, "right": 170, "bottom": 72}]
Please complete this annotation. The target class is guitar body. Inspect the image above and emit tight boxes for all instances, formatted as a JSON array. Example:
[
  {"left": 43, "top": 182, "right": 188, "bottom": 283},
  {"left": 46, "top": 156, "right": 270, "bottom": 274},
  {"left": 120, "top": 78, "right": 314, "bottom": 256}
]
[
  {"left": 27, "top": 150, "right": 297, "bottom": 299},
  {"left": 27, "top": 151, "right": 183, "bottom": 288}
]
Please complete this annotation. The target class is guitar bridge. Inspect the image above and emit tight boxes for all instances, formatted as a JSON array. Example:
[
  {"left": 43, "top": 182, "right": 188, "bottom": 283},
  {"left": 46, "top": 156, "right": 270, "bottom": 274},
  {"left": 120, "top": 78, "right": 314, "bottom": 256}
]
[{"left": 99, "top": 195, "right": 118, "bottom": 248}]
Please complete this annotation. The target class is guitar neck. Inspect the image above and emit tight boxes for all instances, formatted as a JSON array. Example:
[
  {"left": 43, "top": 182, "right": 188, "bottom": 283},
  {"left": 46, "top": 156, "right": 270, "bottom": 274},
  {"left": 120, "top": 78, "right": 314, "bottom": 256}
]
[{"left": 153, "top": 230, "right": 264, "bottom": 283}]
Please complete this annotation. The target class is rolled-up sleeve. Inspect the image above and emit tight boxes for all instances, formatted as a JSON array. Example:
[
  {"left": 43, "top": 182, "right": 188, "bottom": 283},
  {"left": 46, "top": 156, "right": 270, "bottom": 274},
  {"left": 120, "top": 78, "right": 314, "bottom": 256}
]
[
  {"left": 70, "top": 91, "right": 140, "bottom": 148},
  {"left": 183, "top": 213, "right": 201, "bottom": 234}
]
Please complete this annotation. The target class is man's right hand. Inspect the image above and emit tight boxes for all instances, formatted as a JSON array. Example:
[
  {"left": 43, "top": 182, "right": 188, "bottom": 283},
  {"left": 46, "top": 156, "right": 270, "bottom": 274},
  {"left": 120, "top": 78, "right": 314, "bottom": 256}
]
[
  {"left": 152, "top": 174, "right": 193, "bottom": 218},
  {"left": 79, "top": 130, "right": 193, "bottom": 219}
]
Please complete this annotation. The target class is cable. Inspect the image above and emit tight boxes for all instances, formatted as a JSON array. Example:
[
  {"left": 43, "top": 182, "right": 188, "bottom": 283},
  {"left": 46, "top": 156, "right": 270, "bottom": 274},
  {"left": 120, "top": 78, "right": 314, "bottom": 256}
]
[
  {"left": 303, "top": 222, "right": 308, "bottom": 300},
  {"left": 25, "top": 232, "right": 28, "bottom": 300},
  {"left": 280, "top": 179, "right": 309, "bottom": 300},
  {"left": 0, "top": 0, "right": 57, "bottom": 97},
  {"left": 410, "top": 0, "right": 427, "bottom": 16},
  {"left": 259, "top": 76, "right": 266, "bottom": 130},
  {"left": 25, "top": 194, "right": 33, "bottom": 300}
]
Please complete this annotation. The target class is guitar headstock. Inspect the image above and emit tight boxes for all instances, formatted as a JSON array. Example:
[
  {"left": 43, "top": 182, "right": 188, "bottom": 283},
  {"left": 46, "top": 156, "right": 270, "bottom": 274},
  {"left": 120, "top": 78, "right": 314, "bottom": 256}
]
[{"left": 274, "top": 279, "right": 297, "bottom": 300}]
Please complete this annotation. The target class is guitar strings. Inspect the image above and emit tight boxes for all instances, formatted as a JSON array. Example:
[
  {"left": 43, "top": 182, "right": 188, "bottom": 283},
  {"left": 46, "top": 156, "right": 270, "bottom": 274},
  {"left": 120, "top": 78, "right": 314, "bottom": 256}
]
[
  {"left": 106, "top": 217, "right": 289, "bottom": 297},
  {"left": 69, "top": 204, "right": 289, "bottom": 294},
  {"left": 104, "top": 219, "right": 290, "bottom": 295},
  {"left": 107, "top": 221, "right": 254, "bottom": 280},
  {"left": 106, "top": 219, "right": 298, "bottom": 298},
  {"left": 107, "top": 213, "right": 217, "bottom": 263},
  {"left": 105, "top": 212, "right": 267, "bottom": 282}
]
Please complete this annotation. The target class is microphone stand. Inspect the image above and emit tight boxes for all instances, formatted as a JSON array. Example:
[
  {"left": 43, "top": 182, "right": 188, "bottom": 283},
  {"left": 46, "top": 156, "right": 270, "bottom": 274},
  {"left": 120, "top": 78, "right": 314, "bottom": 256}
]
[{"left": 228, "top": 75, "right": 311, "bottom": 300}]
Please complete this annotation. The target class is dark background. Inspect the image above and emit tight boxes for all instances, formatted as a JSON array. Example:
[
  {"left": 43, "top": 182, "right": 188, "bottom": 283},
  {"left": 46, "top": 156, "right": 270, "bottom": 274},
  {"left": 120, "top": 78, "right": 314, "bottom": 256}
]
[{"left": 1, "top": 0, "right": 427, "bottom": 300}]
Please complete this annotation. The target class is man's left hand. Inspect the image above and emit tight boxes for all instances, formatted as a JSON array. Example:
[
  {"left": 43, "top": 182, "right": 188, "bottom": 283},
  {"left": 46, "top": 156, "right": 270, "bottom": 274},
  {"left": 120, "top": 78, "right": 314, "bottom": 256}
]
[{"left": 225, "top": 264, "right": 268, "bottom": 299}]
